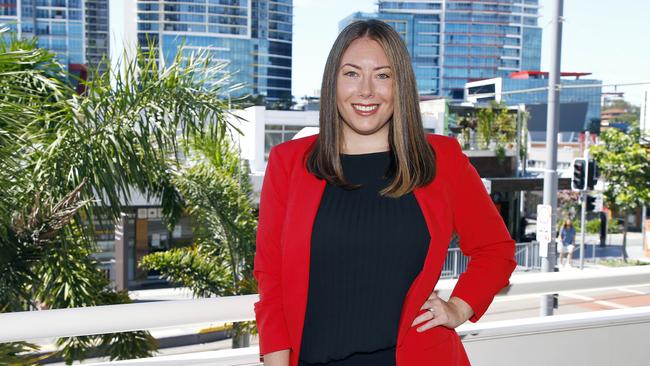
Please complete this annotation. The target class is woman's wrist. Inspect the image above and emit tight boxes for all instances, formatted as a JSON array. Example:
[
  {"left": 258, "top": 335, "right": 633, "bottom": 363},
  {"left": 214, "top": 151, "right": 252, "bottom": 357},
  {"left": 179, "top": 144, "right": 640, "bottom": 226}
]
[
  {"left": 447, "top": 296, "right": 474, "bottom": 324},
  {"left": 262, "top": 349, "right": 290, "bottom": 366}
]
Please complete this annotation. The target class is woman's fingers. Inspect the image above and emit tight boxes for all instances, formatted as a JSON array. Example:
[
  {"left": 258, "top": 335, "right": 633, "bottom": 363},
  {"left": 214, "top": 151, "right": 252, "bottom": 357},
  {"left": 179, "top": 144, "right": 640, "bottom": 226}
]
[
  {"left": 411, "top": 306, "right": 435, "bottom": 327},
  {"left": 420, "top": 290, "right": 439, "bottom": 311},
  {"left": 412, "top": 298, "right": 439, "bottom": 326},
  {"left": 412, "top": 289, "right": 441, "bottom": 326},
  {"left": 414, "top": 304, "right": 449, "bottom": 332},
  {"left": 420, "top": 298, "right": 434, "bottom": 311},
  {"left": 416, "top": 316, "right": 444, "bottom": 332},
  {"left": 411, "top": 289, "right": 446, "bottom": 329}
]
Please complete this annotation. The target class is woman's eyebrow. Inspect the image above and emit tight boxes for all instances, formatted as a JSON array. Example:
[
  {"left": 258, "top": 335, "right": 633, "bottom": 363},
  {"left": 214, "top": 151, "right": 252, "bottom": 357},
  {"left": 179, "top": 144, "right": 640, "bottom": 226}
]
[{"left": 340, "top": 63, "right": 391, "bottom": 71}]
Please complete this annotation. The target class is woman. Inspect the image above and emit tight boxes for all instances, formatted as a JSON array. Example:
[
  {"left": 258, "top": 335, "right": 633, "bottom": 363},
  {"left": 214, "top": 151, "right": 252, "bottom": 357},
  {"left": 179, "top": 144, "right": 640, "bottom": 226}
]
[
  {"left": 558, "top": 219, "right": 577, "bottom": 267},
  {"left": 254, "top": 19, "right": 517, "bottom": 366}
]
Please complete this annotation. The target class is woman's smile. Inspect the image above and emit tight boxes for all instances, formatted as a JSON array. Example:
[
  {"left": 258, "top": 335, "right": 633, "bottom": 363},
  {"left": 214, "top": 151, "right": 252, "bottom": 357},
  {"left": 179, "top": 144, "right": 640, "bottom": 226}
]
[{"left": 352, "top": 103, "right": 380, "bottom": 116}]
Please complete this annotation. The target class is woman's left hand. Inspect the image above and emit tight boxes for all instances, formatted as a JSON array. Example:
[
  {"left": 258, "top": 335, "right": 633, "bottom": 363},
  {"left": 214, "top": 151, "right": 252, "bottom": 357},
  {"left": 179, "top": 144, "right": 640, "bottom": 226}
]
[{"left": 410, "top": 290, "right": 474, "bottom": 332}]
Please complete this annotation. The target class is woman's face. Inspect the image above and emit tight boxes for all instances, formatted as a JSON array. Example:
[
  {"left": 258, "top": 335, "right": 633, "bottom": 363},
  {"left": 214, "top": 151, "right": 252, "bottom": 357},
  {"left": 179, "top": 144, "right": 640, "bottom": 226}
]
[{"left": 336, "top": 37, "right": 394, "bottom": 138}]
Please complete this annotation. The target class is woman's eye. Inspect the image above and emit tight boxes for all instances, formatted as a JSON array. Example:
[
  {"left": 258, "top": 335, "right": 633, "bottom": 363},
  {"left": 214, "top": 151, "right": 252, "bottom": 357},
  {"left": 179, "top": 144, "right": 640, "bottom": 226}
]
[{"left": 343, "top": 71, "right": 390, "bottom": 79}]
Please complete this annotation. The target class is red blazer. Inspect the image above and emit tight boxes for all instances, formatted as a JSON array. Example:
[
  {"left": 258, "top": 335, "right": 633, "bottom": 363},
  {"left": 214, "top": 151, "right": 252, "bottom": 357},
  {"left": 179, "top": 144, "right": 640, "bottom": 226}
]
[{"left": 254, "top": 133, "right": 517, "bottom": 366}]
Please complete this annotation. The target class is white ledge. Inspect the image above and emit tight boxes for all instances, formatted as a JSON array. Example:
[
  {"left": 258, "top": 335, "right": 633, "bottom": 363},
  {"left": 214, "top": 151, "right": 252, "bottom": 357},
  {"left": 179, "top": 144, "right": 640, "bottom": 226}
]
[{"left": 1, "top": 266, "right": 649, "bottom": 343}]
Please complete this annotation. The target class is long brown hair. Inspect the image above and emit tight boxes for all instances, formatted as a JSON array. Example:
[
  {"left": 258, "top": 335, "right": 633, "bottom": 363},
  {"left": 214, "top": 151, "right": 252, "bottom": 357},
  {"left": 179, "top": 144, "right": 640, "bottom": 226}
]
[{"left": 306, "top": 19, "right": 436, "bottom": 198}]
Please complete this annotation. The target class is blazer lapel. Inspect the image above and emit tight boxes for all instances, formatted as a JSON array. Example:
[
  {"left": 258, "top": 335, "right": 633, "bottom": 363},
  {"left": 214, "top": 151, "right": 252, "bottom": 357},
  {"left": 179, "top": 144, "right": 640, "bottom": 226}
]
[
  {"left": 282, "top": 162, "right": 326, "bottom": 349},
  {"left": 396, "top": 180, "right": 453, "bottom": 347}
]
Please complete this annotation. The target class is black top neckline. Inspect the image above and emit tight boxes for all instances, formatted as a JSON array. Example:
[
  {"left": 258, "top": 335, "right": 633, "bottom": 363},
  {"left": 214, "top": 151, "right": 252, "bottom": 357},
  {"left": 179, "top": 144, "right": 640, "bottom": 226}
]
[{"left": 340, "top": 150, "right": 391, "bottom": 157}]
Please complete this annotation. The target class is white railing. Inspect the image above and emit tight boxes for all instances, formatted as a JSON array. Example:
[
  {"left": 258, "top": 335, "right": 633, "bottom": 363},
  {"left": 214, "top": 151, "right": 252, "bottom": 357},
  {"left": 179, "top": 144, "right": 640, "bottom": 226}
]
[
  {"left": 76, "top": 306, "right": 650, "bottom": 366},
  {"left": 0, "top": 295, "right": 257, "bottom": 343},
  {"left": 1, "top": 266, "right": 649, "bottom": 344},
  {"left": 460, "top": 306, "right": 650, "bottom": 366},
  {"left": 443, "top": 242, "right": 542, "bottom": 279}
]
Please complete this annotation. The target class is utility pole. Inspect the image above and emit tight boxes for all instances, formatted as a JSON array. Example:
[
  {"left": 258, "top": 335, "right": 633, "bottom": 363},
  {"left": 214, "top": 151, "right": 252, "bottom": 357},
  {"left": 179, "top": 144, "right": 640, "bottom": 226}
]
[
  {"left": 579, "top": 131, "right": 590, "bottom": 270},
  {"left": 541, "top": 0, "right": 564, "bottom": 317},
  {"left": 641, "top": 86, "right": 649, "bottom": 257}
]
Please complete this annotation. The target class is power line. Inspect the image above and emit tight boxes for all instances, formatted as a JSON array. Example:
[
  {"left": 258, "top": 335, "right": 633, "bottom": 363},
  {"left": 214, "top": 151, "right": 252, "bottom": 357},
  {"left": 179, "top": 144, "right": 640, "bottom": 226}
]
[{"left": 562, "top": 81, "right": 650, "bottom": 89}]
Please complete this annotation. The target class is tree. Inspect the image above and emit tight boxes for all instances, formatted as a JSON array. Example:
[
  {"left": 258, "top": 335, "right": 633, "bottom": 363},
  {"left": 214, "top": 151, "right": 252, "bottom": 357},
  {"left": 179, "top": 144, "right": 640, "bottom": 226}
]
[
  {"left": 0, "top": 26, "right": 240, "bottom": 363},
  {"left": 557, "top": 190, "right": 581, "bottom": 223},
  {"left": 590, "top": 127, "right": 650, "bottom": 261},
  {"left": 476, "top": 105, "right": 494, "bottom": 150},
  {"left": 140, "top": 132, "right": 258, "bottom": 348},
  {"left": 602, "top": 99, "right": 641, "bottom": 129},
  {"left": 475, "top": 101, "right": 516, "bottom": 162}
]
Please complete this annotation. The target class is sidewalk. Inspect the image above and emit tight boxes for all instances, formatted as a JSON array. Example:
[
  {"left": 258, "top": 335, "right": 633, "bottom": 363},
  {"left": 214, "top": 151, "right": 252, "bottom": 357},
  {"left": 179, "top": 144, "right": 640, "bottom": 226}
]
[
  {"left": 552, "top": 231, "right": 650, "bottom": 272},
  {"left": 569, "top": 231, "right": 648, "bottom": 261}
]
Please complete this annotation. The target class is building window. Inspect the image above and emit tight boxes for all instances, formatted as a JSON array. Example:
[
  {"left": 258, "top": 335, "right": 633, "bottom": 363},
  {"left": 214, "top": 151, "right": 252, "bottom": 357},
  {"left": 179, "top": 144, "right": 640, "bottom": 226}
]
[{"left": 265, "top": 124, "right": 307, "bottom": 160}]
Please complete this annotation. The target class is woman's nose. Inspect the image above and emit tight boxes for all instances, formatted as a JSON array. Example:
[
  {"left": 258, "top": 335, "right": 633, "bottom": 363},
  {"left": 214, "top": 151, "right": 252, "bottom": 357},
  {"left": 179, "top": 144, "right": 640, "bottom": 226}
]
[{"left": 358, "top": 74, "right": 374, "bottom": 98}]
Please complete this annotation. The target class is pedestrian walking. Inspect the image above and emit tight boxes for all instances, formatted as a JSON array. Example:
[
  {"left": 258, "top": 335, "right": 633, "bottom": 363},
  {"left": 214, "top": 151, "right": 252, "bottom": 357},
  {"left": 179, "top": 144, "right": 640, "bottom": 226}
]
[{"left": 558, "top": 219, "right": 577, "bottom": 267}]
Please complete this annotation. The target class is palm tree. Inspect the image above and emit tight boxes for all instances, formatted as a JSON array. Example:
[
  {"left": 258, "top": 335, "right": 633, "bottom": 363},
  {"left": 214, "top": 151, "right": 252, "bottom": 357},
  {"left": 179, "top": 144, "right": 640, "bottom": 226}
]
[
  {"left": 141, "top": 132, "right": 258, "bottom": 348},
  {"left": 0, "top": 26, "right": 244, "bottom": 364}
]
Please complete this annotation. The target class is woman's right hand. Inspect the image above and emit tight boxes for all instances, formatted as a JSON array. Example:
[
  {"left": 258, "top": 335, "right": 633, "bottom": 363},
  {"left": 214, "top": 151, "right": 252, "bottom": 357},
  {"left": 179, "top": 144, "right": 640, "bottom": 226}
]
[{"left": 263, "top": 349, "right": 290, "bottom": 366}]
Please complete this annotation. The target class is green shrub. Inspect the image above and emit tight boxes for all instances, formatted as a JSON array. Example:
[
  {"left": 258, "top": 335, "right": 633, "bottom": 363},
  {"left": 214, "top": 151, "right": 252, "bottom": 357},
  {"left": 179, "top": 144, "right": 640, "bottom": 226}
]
[
  {"left": 607, "top": 218, "right": 622, "bottom": 234},
  {"left": 584, "top": 217, "right": 622, "bottom": 234},
  {"left": 586, "top": 219, "right": 601, "bottom": 234}
]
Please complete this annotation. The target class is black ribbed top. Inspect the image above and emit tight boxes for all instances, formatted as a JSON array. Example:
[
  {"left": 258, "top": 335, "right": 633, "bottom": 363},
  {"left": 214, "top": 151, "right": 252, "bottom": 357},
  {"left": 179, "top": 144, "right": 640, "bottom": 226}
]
[{"left": 298, "top": 150, "right": 431, "bottom": 366}]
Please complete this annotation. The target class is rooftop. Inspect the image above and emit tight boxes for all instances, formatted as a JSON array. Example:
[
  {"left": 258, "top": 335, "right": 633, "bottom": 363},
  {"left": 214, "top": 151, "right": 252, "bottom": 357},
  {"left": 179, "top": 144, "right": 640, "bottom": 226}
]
[{"left": 510, "top": 71, "right": 593, "bottom": 80}]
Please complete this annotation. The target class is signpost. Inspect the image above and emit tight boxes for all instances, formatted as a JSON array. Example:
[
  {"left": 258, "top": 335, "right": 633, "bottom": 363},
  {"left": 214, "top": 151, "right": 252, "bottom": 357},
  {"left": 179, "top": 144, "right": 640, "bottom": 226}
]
[{"left": 537, "top": 204, "right": 553, "bottom": 258}]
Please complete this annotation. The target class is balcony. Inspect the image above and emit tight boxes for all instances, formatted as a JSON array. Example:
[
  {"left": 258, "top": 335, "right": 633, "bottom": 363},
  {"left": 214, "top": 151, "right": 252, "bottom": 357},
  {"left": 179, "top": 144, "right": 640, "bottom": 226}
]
[{"left": 1, "top": 266, "right": 649, "bottom": 365}]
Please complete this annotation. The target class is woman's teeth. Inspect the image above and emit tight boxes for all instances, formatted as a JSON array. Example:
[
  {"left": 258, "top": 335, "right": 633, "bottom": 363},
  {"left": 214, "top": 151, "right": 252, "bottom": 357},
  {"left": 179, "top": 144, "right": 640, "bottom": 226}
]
[{"left": 353, "top": 104, "right": 378, "bottom": 112}]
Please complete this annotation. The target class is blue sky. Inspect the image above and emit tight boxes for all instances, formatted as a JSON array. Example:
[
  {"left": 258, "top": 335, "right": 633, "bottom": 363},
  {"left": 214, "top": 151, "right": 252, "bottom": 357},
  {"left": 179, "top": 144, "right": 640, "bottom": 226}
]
[{"left": 292, "top": 0, "right": 650, "bottom": 105}]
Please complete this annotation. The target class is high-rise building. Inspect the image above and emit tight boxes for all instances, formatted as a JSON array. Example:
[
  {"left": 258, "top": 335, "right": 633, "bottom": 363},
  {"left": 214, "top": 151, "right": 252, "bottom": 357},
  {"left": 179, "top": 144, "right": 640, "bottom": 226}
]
[
  {"left": 0, "top": 0, "right": 85, "bottom": 67},
  {"left": 0, "top": 1, "right": 18, "bottom": 33},
  {"left": 85, "top": 0, "right": 109, "bottom": 74},
  {"left": 132, "top": 0, "right": 293, "bottom": 103},
  {"left": 340, "top": 0, "right": 542, "bottom": 100}
]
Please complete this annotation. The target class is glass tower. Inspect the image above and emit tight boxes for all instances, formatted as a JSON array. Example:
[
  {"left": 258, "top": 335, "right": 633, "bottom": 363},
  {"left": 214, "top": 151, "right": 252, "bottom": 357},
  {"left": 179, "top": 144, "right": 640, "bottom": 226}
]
[
  {"left": 135, "top": 0, "right": 293, "bottom": 103},
  {"left": 0, "top": 0, "right": 85, "bottom": 67},
  {"left": 340, "top": 0, "right": 542, "bottom": 100},
  {"left": 85, "top": 0, "right": 109, "bottom": 74}
]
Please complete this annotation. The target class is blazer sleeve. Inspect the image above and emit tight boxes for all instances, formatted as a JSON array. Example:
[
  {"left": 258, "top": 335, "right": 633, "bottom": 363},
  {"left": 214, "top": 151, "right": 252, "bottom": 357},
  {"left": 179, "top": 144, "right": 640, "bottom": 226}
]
[
  {"left": 253, "top": 146, "right": 292, "bottom": 356},
  {"left": 447, "top": 138, "right": 517, "bottom": 323}
]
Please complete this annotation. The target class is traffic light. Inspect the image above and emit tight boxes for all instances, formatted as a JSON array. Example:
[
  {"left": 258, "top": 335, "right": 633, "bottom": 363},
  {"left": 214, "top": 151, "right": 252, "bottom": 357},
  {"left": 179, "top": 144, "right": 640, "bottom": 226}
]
[
  {"left": 586, "top": 195, "right": 596, "bottom": 211},
  {"left": 572, "top": 158, "right": 586, "bottom": 191},
  {"left": 587, "top": 160, "right": 598, "bottom": 190}
]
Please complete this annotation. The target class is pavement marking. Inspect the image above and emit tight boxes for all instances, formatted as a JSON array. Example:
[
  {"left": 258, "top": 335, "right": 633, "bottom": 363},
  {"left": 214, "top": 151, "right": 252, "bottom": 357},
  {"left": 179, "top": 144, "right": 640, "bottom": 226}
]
[
  {"left": 618, "top": 288, "right": 646, "bottom": 295},
  {"left": 593, "top": 300, "right": 630, "bottom": 309},
  {"left": 560, "top": 292, "right": 629, "bottom": 309}
]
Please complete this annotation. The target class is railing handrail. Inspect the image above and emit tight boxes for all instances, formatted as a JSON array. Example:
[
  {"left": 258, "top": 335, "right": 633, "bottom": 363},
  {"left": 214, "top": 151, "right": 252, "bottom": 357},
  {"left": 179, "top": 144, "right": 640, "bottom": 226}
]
[
  {"left": 456, "top": 305, "right": 650, "bottom": 339},
  {"left": 434, "top": 264, "right": 650, "bottom": 298},
  {"left": 1, "top": 266, "right": 649, "bottom": 343},
  {"left": 0, "top": 295, "right": 258, "bottom": 343},
  {"left": 79, "top": 306, "right": 650, "bottom": 366}
]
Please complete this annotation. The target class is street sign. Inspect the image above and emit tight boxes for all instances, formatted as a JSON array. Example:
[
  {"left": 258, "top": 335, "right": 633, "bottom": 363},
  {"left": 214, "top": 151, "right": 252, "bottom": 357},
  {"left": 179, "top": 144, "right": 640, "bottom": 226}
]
[{"left": 537, "top": 204, "right": 553, "bottom": 257}]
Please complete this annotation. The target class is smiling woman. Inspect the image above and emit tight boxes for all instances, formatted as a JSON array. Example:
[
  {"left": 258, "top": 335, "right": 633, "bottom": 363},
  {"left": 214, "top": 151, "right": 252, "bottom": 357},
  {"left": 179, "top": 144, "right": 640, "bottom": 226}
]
[
  {"left": 307, "top": 19, "right": 436, "bottom": 198},
  {"left": 254, "top": 19, "right": 516, "bottom": 366}
]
